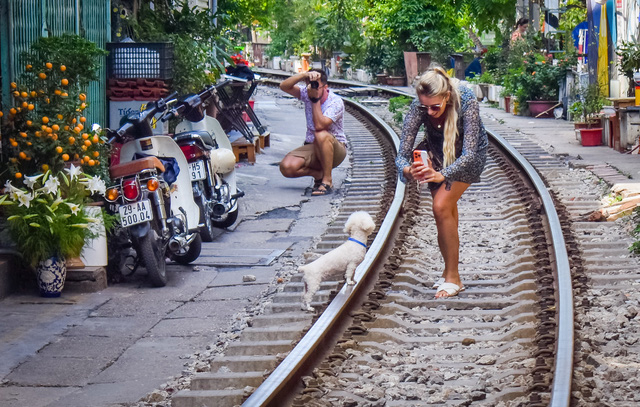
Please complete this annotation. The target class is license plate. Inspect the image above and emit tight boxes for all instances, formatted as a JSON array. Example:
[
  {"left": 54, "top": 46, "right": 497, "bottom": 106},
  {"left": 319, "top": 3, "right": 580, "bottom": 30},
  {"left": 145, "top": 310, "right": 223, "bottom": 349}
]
[
  {"left": 189, "top": 161, "right": 206, "bottom": 181},
  {"left": 119, "top": 199, "right": 153, "bottom": 227}
]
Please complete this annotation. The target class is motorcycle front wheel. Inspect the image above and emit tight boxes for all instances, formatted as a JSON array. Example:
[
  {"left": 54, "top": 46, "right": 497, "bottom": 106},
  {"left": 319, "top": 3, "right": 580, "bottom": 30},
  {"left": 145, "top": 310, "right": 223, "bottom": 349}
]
[{"left": 138, "top": 229, "right": 167, "bottom": 287}]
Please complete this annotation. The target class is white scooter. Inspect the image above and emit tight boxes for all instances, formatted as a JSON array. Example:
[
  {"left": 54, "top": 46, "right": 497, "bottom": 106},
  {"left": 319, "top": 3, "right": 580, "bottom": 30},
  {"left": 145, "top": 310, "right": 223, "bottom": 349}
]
[
  {"left": 164, "top": 83, "right": 243, "bottom": 242},
  {"left": 106, "top": 93, "right": 202, "bottom": 286}
]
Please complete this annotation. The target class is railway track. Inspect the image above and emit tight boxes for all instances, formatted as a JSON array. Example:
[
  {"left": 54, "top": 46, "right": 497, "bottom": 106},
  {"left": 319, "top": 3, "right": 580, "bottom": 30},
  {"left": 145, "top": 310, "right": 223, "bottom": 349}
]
[{"left": 168, "top": 73, "right": 640, "bottom": 407}]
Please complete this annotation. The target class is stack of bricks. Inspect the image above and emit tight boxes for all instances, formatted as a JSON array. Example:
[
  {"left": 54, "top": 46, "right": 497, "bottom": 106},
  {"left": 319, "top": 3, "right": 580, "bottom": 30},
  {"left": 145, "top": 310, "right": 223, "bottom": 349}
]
[{"left": 107, "top": 79, "right": 170, "bottom": 101}]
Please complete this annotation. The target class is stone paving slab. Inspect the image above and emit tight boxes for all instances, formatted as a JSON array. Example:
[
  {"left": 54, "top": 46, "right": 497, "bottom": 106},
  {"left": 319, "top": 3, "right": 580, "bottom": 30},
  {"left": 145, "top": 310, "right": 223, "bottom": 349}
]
[{"left": 5, "top": 355, "right": 107, "bottom": 387}]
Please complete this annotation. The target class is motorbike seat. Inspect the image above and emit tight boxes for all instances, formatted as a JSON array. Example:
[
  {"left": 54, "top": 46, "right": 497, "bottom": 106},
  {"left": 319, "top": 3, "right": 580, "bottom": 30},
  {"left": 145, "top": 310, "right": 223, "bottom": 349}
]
[
  {"left": 110, "top": 156, "right": 165, "bottom": 179},
  {"left": 174, "top": 130, "right": 215, "bottom": 150}
]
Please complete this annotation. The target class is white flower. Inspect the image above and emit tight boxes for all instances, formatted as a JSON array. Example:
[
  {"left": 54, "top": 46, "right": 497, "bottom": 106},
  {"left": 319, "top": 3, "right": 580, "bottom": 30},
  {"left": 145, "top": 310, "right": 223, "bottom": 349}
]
[
  {"left": 23, "top": 174, "right": 43, "bottom": 190},
  {"left": 16, "top": 190, "right": 33, "bottom": 208},
  {"left": 82, "top": 176, "right": 106, "bottom": 196},
  {"left": 66, "top": 202, "right": 81, "bottom": 215},
  {"left": 41, "top": 177, "right": 61, "bottom": 195},
  {"left": 4, "top": 179, "right": 14, "bottom": 192},
  {"left": 91, "top": 123, "right": 102, "bottom": 132},
  {"left": 64, "top": 164, "right": 82, "bottom": 180}
]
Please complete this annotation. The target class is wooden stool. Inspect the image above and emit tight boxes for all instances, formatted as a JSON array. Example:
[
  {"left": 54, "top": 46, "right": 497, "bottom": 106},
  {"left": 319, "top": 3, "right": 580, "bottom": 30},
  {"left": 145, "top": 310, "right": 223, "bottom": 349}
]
[
  {"left": 259, "top": 131, "right": 271, "bottom": 149},
  {"left": 231, "top": 139, "right": 258, "bottom": 164}
]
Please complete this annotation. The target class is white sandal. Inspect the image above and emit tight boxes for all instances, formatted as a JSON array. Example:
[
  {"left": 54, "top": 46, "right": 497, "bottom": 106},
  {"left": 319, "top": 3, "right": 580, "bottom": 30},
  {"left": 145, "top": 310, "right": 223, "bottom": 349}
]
[
  {"left": 435, "top": 282, "right": 465, "bottom": 298},
  {"left": 432, "top": 277, "right": 445, "bottom": 289}
]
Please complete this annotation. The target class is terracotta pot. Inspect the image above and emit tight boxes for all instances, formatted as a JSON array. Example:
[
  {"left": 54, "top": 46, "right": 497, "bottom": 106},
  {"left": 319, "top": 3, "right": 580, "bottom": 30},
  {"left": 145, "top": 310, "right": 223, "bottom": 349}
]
[
  {"left": 527, "top": 100, "right": 558, "bottom": 118},
  {"left": 376, "top": 74, "right": 388, "bottom": 85},
  {"left": 580, "top": 128, "right": 603, "bottom": 146}
]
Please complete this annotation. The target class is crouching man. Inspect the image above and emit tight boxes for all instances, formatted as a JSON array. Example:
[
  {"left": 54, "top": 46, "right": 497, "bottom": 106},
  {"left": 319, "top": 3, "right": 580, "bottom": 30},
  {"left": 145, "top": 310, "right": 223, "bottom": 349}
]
[{"left": 279, "top": 69, "right": 347, "bottom": 196}]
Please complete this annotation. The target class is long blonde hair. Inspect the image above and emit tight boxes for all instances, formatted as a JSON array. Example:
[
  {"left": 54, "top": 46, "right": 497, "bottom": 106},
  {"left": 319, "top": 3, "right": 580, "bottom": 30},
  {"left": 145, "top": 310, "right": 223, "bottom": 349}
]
[{"left": 416, "top": 66, "right": 461, "bottom": 168}]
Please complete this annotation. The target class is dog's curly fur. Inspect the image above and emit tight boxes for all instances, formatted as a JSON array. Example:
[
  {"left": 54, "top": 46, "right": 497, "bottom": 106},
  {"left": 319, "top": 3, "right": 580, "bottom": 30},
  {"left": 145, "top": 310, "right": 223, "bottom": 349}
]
[{"left": 300, "top": 211, "right": 376, "bottom": 312}]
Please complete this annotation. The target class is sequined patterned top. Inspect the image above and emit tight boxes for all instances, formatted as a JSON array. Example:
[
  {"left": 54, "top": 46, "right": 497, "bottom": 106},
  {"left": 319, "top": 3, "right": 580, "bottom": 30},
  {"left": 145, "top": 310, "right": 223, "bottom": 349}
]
[{"left": 395, "top": 85, "right": 488, "bottom": 190}]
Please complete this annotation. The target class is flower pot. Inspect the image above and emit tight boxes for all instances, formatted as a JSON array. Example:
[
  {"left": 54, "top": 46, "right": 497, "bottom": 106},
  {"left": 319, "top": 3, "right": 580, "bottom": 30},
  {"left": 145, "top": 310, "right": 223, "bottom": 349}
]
[
  {"left": 527, "top": 100, "right": 558, "bottom": 118},
  {"left": 79, "top": 206, "right": 108, "bottom": 267},
  {"left": 376, "top": 74, "right": 388, "bottom": 85},
  {"left": 36, "top": 256, "right": 67, "bottom": 297},
  {"left": 580, "top": 128, "right": 603, "bottom": 146}
]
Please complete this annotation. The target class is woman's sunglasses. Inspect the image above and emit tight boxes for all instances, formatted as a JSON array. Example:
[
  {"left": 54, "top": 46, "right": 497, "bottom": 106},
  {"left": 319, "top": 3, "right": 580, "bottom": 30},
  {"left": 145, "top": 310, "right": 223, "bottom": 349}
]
[{"left": 417, "top": 103, "right": 442, "bottom": 112}]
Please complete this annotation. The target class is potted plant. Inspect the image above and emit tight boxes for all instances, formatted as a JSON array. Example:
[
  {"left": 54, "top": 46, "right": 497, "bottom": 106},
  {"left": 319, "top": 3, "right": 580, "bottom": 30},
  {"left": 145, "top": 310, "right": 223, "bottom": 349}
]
[
  {"left": 574, "top": 83, "right": 608, "bottom": 146},
  {"left": 0, "top": 168, "right": 108, "bottom": 296},
  {"left": 513, "top": 52, "right": 564, "bottom": 117},
  {"left": 616, "top": 41, "right": 640, "bottom": 97},
  {"left": 0, "top": 34, "right": 112, "bottom": 295}
]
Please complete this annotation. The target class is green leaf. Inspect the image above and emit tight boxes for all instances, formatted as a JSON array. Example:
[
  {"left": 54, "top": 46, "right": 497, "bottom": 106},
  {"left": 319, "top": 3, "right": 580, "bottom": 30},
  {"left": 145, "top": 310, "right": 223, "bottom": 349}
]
[{"left": 29, "top": 223, "right": 41, "bottom": 228}]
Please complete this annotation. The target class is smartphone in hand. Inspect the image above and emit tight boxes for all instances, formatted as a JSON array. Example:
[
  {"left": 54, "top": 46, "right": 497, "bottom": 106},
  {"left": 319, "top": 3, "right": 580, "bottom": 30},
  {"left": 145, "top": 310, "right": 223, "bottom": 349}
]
[{"left": 413, "top": 150, "right": 429, "bottom": 168}]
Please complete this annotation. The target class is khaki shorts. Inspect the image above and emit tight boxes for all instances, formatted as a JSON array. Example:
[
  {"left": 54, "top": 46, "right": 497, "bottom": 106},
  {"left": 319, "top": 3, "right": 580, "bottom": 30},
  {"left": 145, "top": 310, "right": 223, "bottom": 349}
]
[{"left": 287, "top": 136, "right": 347, "bottom": 170}]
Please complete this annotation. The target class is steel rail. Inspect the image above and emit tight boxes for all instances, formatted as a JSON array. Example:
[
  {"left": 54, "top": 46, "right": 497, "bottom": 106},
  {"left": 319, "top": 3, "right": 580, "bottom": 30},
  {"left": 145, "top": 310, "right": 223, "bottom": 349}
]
[
  {"left": 242, "top": 99, "right": 405, "bottom": 407},
  {"left": 252, "top": 71, "right": 574, "bottom": 406},
  {"left": 487, "top": 131, "right": 574, "bottom": 407}
]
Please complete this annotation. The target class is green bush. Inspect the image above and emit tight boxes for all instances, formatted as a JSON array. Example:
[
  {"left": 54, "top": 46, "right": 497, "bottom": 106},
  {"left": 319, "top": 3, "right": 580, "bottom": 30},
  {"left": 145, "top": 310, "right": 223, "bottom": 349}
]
[
  {"left": 388, "top": 96, "right": 413, "bottom": 126},
  {"left": 631, "top": 207, "right": 640, "bottom": 255}
]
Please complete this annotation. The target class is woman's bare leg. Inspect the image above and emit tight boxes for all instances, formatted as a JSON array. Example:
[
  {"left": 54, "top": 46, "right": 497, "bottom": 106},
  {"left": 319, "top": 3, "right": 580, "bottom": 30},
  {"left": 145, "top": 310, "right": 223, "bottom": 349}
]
[{"left": 430, "top": 182, "right": 470, "bottom": 298}]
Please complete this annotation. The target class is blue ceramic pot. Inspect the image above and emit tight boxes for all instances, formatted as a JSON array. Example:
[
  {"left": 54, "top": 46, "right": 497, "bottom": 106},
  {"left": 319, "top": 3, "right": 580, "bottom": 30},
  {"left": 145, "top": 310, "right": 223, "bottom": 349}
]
[{"left": 36, "top": 256, "right": 67, "bottom": 297}]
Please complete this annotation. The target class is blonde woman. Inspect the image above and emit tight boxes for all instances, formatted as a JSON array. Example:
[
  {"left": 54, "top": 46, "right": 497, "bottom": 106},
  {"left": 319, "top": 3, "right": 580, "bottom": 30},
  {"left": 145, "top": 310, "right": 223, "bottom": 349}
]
[{"left": 395, "top": 66, "right": 488, "bottom": 298}]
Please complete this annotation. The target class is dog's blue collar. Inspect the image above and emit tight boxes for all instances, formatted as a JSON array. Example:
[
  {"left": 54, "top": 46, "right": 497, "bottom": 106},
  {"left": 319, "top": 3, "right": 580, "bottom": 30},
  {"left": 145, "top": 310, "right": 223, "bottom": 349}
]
[{"left": 348, "top": 237, "right": 367, "bottom": 249}]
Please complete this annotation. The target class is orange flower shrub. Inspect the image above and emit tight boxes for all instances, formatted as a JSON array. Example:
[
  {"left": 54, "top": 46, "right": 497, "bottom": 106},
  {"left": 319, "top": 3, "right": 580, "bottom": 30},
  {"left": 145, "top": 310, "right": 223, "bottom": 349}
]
[{"left": 0, "top": 34, "right": 109, "bottom": 182}]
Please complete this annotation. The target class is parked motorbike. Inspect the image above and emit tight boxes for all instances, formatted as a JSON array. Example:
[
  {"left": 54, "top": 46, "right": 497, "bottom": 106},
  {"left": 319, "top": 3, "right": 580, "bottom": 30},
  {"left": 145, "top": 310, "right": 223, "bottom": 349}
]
[
  {"left": 105, "top": 93, "right": 202, "bottom": 286},
  {"left": 163, "top": 82, "right": 244, "bottom": 242}
]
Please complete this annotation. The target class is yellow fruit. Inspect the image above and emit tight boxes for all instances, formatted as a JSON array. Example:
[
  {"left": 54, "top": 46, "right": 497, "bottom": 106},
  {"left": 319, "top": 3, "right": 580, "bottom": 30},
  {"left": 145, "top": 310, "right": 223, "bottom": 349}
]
[
  {"left": 39, "top": 72, "right": 46, "bottom": 79},
  {"left": 9, "top": 108, "right": 17, "bottom": 115},
  {"left": 72, "top": 118, "right": 77, "bottom": 124},
  {"left": 51, "top": 134, "right": 58, "bottom": 141},
  {"left": 81, "top": 133, "right": 89, "bottom": 140},
  {"left": 88, "top": 159, "right": 95, "bottom": 166},
  {"left": 83, "top": 155, "right": 90, "bottom": 162},
  {"left": 79, "top": 93, "right": 87, "bottom": 101},
  {"left": 81, "top": 145, "right": 87, "bottom": 151},
  {"left": 92, "top": 135, "right": 99, "bottom": 143},
  {"left": 60, "top": 65, "right": 66, "bottom": 72},
  {"left": 26, "top": 141, "right": 32, "bottom": 146},
  {"left": 19, "top": 132, "right": 27, "bottom": 138},
  {"left": 61, "top": 78, "right": 69, "bottom": 86},
  {"left": 61, "top": 92, "right": 68, "bottom": 98},
  {"left": 56, "top": 146, "right": 63, "bottom": 153},
  {"left": 77, "top": 123, "right": 84, "bottom": 131},
  {"left": 42, "top": 116, "right": 49, "bottom": 124},
  {"left": 34, "top": 131, "right": 42, "bottom": 137},
  {"left": 92, "top": 151, "right": 100, "bottom": 158},
  {"left": 26, "top": 120, "right": 32, "bottom": 126},
  {"left": 54, "top": 89, "right": 62, "bottom": 95},
  {"left": 10, "top": 82, "right": 17, "bottom": 88},
  {"left": 15, "top": 172, "right": 22, "bottom": 179},
  {"left": 80, "top": 116, "right": 86, "bottom": 123},
  {"left": 13, "top": 91, "right": 19, "bottom": 97},
  {"left": 74, "top": 154, "right": 80, "bottom": 160},
  {"left": 46, "top": 62, "right": 53, "bottom": 69},
  {"left": 21, "top": 91, "right": 28, "bottom": 98},
  {"left": 64, "top": 126, "right": 70, "bottom": 131},
  {"left": 27, "top": 104, "right": 35, "bottom": 110},
  {"left": 84, "top": 139, "right": 91, "bottom": 147},
  {"left": 51, "top": 124, "right": 60, "bottom": 131},
  {"left": 42, "top": 164, "right": 49, "bottom": 171},
  {"left": 45, "top": 127, "right": 53, "bottom": 134},
  {"left": 19, "top": 152, "right": 27, "bottom": 159},
  {"left": 21, "top": 102, "right": 28, "bottom": 108},
  {"left": 68, "top": 136, "right": 76, "bottom": 144},
  {"left": 26, "top": 64, "right": 32, "bottom": 70},
  {"left": 62, "top": 153, "right": 70, "bottom": 161},
  {"left": 30, "top": 91, "right": 37, "bottom": 97},
  {"left": 74, "top": 126, "right": 81, "bottom": 133},
  {"left": 0, "top": 111, "right": 3, "bottom": 118},
  {"left": 10, "top": 140, "right": 18, "bottom": 147}
]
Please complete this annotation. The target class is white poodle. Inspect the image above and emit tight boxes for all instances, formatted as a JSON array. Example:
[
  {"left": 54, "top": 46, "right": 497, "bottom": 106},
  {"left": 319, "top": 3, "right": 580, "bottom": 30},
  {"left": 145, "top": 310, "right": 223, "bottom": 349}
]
[{"left": 300, "top": 211, "right": 376, "bottom": 312}]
